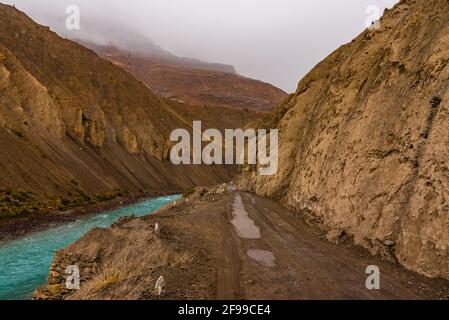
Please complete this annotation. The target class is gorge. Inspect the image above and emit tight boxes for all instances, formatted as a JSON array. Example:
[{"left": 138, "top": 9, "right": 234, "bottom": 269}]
[{"left": 0, "top": 0, "right": 448, "bottom": 301}]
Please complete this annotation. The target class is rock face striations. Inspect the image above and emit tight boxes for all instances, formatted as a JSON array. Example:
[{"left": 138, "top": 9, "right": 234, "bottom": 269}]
[
  {"left": 0, "top": 4, "right": 255, "bottom": 199},
  {"left": 240, "top": 0, "right": 449, "bottom": 280}
]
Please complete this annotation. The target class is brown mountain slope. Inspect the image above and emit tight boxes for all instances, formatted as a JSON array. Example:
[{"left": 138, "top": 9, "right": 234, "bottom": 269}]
[
  {"left": 0, "top": 4, "right": 256, "bottom": 212},
  {"left": 84, "top": 43, "right": 287, "bottom": 112},
  {"left": 240, "top": 0, "right": 449, "bottom": 280}
]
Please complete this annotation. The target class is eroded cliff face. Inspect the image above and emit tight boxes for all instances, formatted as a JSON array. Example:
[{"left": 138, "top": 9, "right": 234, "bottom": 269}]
[
  {"left": 240, "top": 0, "right": 449, "bottom": 280},
  {"left": 0, "top": 4, "right": 258, "bottom": 199}
]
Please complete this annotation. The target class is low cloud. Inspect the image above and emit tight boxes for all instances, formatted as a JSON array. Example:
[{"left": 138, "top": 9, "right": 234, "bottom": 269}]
[{"left": 3, "top": 0, "right": 398, "bottom": 92}]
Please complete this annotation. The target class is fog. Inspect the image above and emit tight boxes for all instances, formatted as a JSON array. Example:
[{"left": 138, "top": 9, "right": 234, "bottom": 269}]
[{"left": 3, "top": 0, "right": 398, "bottom": 92}]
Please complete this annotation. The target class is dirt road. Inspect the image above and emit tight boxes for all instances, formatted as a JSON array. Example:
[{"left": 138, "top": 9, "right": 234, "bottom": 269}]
[
  {"left": 36, "top": 189, "right": 449, "bottom": 300},
  {"left": 174, "top": 191, "right": 449, "bottom": 300}
]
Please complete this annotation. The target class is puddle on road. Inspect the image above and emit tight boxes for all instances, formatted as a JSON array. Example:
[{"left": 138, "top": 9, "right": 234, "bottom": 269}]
[
  {"left": 231, "top": 194, "right": 261, "bottom": 239},
  {"left": 231, "top": 194, "right": 276, "bottom": 269},
  {"left": 247, "top": 249, "right": 276, "bottom": 268}
]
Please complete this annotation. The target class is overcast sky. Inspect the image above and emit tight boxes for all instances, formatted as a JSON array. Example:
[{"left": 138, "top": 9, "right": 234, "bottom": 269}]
[{"left": 3, "top": 0, "right": 398, "bottom": 92}]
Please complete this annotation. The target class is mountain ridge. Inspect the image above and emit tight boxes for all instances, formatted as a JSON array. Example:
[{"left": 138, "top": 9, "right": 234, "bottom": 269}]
[
  {"left": 0, "top": 3, "right": 257, "bottom": 216},
  {"left": 81, "top": 41, "right": 287, "bottom": 112}
]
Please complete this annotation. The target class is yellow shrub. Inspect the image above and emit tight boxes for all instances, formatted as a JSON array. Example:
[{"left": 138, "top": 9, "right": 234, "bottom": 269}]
[{"left": 92, "top": 267, "right": 124, "bottom": 292}]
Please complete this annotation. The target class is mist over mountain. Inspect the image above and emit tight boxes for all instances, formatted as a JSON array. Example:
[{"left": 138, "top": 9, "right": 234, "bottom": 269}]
[
  {"left": 0, "top": 3, "right": 257, "bottom": 200},
  {"left": 66, "top": 21, "right": 238, "bottom": 74},
  {"left": 1, "top": 0, "right": 399, "bottom": 92}
]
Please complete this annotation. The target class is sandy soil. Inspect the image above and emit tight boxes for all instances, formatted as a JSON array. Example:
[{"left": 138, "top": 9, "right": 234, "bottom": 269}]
[{"left": 37, "top": 188, "right": 449, "bottom": 300}]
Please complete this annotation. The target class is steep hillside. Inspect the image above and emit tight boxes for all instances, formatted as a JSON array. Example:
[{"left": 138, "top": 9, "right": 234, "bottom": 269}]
[
  {"left": 0, "top": 4, "right": 255, "bottom": 218},
  {"left": 240, "top": 0, "right": 449, "bottom": 280},
  {"left": 84, "top": 43, "right": 287, "bottom": 112}
]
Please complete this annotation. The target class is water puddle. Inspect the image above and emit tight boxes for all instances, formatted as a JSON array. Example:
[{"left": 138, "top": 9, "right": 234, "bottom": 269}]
[
  {"left": 247, "top": 249, "right": 276, "bottom": 268},
  {"left": 231, "top": 194, "right": 261, "bottom": 239}
]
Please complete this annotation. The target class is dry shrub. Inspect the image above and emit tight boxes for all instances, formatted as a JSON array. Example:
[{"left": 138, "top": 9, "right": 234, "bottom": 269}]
[{"left": 91, "top": 266, "right": 124, "bottom": 292}]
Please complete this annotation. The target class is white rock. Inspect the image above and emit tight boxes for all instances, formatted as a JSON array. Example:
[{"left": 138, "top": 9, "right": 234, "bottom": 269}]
[
  {"left": 155, "top": 276, "right": 165, "bottom": 296},
  {"left": 384, "top": 240, "right": 395, "bottom": 247}
]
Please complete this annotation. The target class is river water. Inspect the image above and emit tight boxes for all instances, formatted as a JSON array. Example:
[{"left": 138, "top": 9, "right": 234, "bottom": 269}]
[{"left": 0, "top": 195, "right": 181, "bottom": 300}]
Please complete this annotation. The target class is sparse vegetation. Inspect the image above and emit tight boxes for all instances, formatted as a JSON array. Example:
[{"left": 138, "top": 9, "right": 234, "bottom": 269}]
[
  {"left": 91, "top": 267, "right": 124, "bottom": 292},
  {"left": 183, "top": 187, "right": 196, "bottom": 198},
  {"left": 392, "top": 61, "right": 406, "bottom": 74},
  {"left": 12, "top": 129, "right": 25, "bottom": 138},
  {"left": 0, "top": 188, "right": 125, "bottom": 220},
  {"left": 430, "top": 96, "right": 442, "bottom": 108}
]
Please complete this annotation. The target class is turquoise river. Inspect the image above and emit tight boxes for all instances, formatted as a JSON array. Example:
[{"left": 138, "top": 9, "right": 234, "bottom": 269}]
[{"left": 0, "top": 195, "right": 181, "bottom": 300}]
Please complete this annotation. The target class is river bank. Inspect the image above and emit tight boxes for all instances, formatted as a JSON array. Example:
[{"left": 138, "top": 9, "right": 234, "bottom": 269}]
[
  {"left": 0, "top": 194, "right": 181, "bottom": 300},
  {"left": 0, "top": 190, "right": 181, "bottom": 241},
  {"left": 35, "top": 186, "right": 449, "bottom": 300}
]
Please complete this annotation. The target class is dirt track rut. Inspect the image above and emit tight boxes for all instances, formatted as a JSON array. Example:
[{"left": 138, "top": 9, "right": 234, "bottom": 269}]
[{"left": 198, "top": 192, "right": 448, "bottom": 300}]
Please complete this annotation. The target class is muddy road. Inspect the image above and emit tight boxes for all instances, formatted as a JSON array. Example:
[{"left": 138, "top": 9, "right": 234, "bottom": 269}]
[
  {"left": 36, "top": 189, "right": 449, "bottom": 300},
  {"left": 187, "top": 192, "right": 448, "bottom": 300}
]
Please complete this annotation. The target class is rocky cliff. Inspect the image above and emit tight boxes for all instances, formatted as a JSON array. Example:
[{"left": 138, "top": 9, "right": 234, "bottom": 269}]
[
  {"left": 240, "top": 0, "right": 449, "bottom": 280},
  {"left": 0, "top": 4, "right": 256, "bottom": 204}
]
